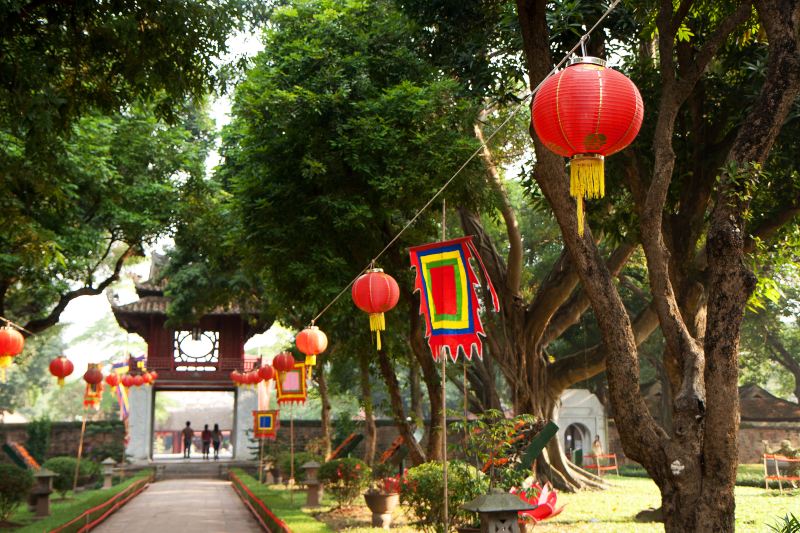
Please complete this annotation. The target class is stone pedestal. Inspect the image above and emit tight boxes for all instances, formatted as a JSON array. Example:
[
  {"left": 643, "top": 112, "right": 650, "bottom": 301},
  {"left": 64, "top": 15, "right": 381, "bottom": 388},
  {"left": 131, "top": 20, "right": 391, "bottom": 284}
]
[
  {"left": 233, "top": 387, "right": 257, "bottom": 460},
  {"left": 305, "top": 482, "right": 323, "bottom": 507},
  {"left": 364, "top": 492, "right": 399, "bottom": 530},
  {"left": 31, "top": 468, "right": 57, "bottom": 518},
  {"left": 126, "top": 386, "right": 154, "bottom": 462}
]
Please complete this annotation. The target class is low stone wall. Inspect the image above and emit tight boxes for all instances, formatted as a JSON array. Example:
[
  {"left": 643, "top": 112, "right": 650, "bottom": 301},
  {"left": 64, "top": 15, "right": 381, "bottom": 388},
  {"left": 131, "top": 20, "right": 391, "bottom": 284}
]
[
  {"left": 0, "top": 420, "right": 125, "bottom": 462},
  {"left": 738, "top": 421, "right": 800, "bottom": 464},
  {"left": 260, "top": 419, "right": 403, "bottom": 460}
]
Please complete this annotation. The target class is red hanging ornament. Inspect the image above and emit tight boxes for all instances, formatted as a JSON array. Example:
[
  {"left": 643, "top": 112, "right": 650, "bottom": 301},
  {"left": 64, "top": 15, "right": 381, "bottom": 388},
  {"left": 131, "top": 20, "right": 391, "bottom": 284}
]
[
  {"left": 121, "top": 374, "right": 135, "bottom": 388},
  {"left": 49, "top": 356, "right": 74, "bottom": 387},
  {"left": 296, "top": 326, "right": 328, "bottom": 367},
  {"left": 83, "top": 364, "right": 104, "bottom": 409},
  {"left": 272, "top": 352, "right": 296, "bottom": 373},
  {"left": 230, "top": 370, "right": 243, "bottom": 386},
  {"left": 105, "top": 373, "right": 120, "bottom": 388},
  {"left": 132, "top": 374, "right": 145, "bottom": 387},
  {"left": 150, "top": 370, "right": 158, "bottom": 382},
  {"left": 0, "top": 326, "right": 25, "bottom": 380},
  {"left": 351, "top": 269, "right": 399, "bottom": 350},
  {"left": 531, "top": 57, "right": 643, "bottom": 235},
  {"left": 83, "top": 366, "right": 103, "bottom": 385},
  {"left": 258, "top": 364, "right": 276, "bottom": 382},
  {"left": 142, "top": 372, "right": 154, "bottom": 384}
]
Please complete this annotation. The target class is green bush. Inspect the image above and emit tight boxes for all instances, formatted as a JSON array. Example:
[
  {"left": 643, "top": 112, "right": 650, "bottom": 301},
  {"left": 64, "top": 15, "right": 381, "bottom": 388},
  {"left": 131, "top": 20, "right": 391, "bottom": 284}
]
[
  {"left": 0, "top": 465, "right": 34, "bottom": 520},
  {"left": 26, "top": 417, "right": 51, "bottom": 464},
  {"left": 318, "top": 458, "right": 371, "bottom": 507},
  {"left": 276, "top": 451, "right": 323, "bottom": 483},
  {"left": 400, "top": 460, "right": 489, "bottom": 533},
  {"left": 42, "top": 457, "right": 100, "bottom": 497},
  {"left": 769, "top": 513, "right": 800, "bottom": 533}
]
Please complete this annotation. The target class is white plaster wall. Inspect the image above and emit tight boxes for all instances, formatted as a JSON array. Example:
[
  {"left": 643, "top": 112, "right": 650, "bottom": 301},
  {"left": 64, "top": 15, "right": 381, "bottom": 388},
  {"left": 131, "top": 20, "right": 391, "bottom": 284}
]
[
  {"left": 233, "top": 387, "right": 257, "bottom": 460},
  {"left": 554, "top": 389, "right": 607, "bottom": 454},
  {"left": 126, "top": 385, "right": 154, "bottom": 463}
]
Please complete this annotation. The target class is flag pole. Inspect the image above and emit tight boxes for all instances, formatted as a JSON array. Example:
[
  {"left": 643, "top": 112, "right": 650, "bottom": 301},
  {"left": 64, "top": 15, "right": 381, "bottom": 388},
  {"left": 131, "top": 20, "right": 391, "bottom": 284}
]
[{"left": 441, "top": 199, "right": 449, "bottom": 531}]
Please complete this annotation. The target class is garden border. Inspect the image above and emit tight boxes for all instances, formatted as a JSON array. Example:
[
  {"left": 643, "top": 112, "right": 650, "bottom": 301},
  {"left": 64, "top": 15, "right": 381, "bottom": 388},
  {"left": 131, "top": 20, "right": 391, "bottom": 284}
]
[
  {"left": 48, "top": 472, "right": 153, "bottom": 533},
  {"left": 229, "top": 470, "right": 291, "bottom": 532}
]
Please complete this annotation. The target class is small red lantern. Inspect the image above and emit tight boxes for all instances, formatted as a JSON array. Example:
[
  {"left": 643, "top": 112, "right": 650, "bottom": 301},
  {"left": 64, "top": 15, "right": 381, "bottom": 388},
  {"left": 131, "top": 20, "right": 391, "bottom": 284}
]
[
  {"left": 273, "top": 352, "right": 296, "bottom": 373},
  {"left": 230, "top": 370, "right": 242, "bottom": 386},
  {"left": 83, "top": 363, "right": 104, "bottom": 409},
  {"left": 49, "top": 356, "right": 74, "bottom": 387},
  {"left": 121, "top": 374, "right": 134, "bottom": 388},
  {"left": 132, "top": 374, "right": 145, "bottom": 387},
  {"left": 296, "top": 326, "right": 328, "bottom": 367},
  {"left": 0, "top": 326, "right": 25, "bottom": 380},
  {"left": 258, "top": 364, "right": 276, "bottom": 382},
  {"left": 150, "top": 370, "right": 158, "bottom": 381},
  {"left": 83, "top": 366, "right": 103, "bottom": 385},
  {"left": 351, "top": 269, "right": 400, "bottom": 350},
  {"left": 532, "top": 57, "right": 643, "bottom": 234},
  {"left": 142, "top": 372, "right": 153, "bottom": 384},
  {"left": 105, "top": 373, "right": 120, "bottom": 387}
]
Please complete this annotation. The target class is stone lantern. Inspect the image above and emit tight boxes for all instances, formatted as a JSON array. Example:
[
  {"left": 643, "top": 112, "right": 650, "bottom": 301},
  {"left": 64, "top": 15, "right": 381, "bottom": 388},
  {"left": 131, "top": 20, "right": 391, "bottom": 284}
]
[
  {"left": 262, "top": 459, "right": 275, "bottom": 484},
  {"left": 301, "top": 461, "right": 323, "bottom": 507},
  {"left": 101, "top": 458, "right": 117, "bottom": 489},
  {"left": 31, "top": 468, "right": 58, "bottom": 517},
  {"left": 462, "top": 488, "right": 536, "bottom": 533}
]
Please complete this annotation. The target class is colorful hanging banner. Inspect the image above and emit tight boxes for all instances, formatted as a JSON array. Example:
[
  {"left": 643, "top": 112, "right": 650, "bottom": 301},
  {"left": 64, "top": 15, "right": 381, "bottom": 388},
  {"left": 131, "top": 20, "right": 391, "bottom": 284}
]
[
  {"left": 409, "top": 236, "right": 499, "bottom": 362},
  {"left": 111, "top": 361, "right": 130, "bottom": 420},
  {"left": 275, "top": 362, "right": 308, "bottom": 405},
  {"left": 253, "top": 410, "right": 280, "bottom": 440}
]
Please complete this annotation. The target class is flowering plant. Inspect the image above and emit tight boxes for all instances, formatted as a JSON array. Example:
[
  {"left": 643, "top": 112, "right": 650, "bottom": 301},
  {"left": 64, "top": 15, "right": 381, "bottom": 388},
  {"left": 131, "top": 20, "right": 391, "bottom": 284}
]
[{"left": 319, "top": 458, "right": 371, "bottom": 507}]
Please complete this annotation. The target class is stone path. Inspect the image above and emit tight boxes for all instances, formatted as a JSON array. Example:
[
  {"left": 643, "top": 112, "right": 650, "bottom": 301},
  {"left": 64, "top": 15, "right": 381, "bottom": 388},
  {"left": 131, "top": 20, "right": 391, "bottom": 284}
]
[{"left": 93, "top": 479, "right": 262, "bottom": 533}]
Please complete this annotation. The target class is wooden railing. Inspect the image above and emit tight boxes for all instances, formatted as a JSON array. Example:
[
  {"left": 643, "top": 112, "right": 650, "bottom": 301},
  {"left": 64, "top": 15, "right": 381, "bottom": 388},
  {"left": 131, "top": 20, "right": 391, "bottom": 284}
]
[
  {"left": 229, "top": 470, "right": 290, "bottom": 532},
  {"left": 50, "top": 473, "right": 153, "bottom": 533},
  {"left": 583, "top": 454, "right": 620, "bottom": 476},
  {"left": 763, "top": 454, "right": 800, "bottom": 493}
]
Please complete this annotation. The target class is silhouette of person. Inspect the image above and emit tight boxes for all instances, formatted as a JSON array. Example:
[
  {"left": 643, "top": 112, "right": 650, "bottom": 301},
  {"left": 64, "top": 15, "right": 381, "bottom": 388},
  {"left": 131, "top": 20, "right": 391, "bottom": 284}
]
[
  {"left": 201, "top": 424, "right": 212, "bottom": 460},
  {"left": 211, "top": 423, "right": 222, "bottom": 460},
  {"left": 181, "top": 421, "right": 193, "bottom": 459}
]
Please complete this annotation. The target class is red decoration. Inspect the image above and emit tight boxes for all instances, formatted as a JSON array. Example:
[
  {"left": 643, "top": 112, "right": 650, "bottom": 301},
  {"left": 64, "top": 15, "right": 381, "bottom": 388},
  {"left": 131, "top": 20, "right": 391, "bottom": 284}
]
[
  {"left": 49, "top": 356, "right": 74, "bottom": 387},
  {"left": 0, "top": 326, "right": 25, "bottom": 380},
  {"left": 83, "top": 366, "right": 103, "bottom": 385},
  {"left": 132, "top": 374, "right": 145, "bottom": 387},
  {"left": 531, "top": 57, "right": 643, "bottom": 234},
  {"left": 83, "top": 363, "right": 104, "bottom": 409},
  {"left": 150, "top": 370, "right": 158, "bottom": 381},
  {"left": 272, "top": 352, "right": 296, "bottom": 373},
  {"left": 142, "top": 372, "right": 153, "bottom": 384},
  {"left": 105, "top": 373, "right": 120, "bottom": 388},
  {"left": 230, "top": 370, "right": 243, "bottom": 386},
  {"left": 351, "top": 269, "right": 399, "bottom": 350},
  {"left": 121, "top": 374, "right": 135, "bottom": 388},
  {"left": 295, "top": 326, "right": 328, "bottom": 367},
  {"left": 258, "top": 364, "right": 276, "bottom": 382}
]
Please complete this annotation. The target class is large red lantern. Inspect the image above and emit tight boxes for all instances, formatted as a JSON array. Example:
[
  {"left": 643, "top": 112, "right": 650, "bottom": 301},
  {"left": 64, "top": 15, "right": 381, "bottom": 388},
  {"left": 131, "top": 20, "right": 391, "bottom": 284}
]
[
  {"left": 83, "top": 366, "right": 103, "bottom": 385},
  {"left": 351, "top": 269, "right": 400, "bottom": 350},
  {"left": 296, "top": 326, "right": 328, "bottom": 367},
  {"left": 258, "top": 364, "right": 276, "bottom": 382},
  {"left": 531, "top": 57, "right": 643, "bottom": 234},
  {"left": 272, "top": 352, "right": 296, "bottom": 373},
  {"left": 105, "top": 373, "right": 120, "bottom": 387},
  {"left": 49, "top": 356, "right": 74, "bottom": 387},
  {"left": 0, "top": 326, "right": 25, "bottom": 380}
]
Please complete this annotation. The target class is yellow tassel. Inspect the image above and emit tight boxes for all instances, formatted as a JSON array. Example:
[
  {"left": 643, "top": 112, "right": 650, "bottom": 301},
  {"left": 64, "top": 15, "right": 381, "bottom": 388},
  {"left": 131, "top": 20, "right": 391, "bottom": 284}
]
[
  {"left": 305, "top": 354, "right": 317, "bottom": 366},
  {"left": 369, "top": 313, "right": 386, "bottom": 350},
  {"left": 58, "top": 378, "right": 64, "bottom": 387},
  {"left": 570, "top": 155, "right": 605, "bottom": 235},
  {"left": 576, "top": 196, "right": 585, "bottom": 236}
]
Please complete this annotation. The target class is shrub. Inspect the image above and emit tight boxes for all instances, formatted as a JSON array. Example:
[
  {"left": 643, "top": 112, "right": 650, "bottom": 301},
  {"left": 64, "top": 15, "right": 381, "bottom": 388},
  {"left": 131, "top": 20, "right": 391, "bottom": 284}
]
[
  {"left": 42, "top": 457, "right": 100, "bottom": 497},
  {"left": 318, "top": 458, "right": 371, "bottom": 507},
  {"left": 26, "top": 417, "right": 51, "bottom": 464},
  {"left": 0, "top": 465, "right": 33, "bottom": 520},
  {"left": 276, "top": 451, "right": 323, "bottom": 482},
  {"left": 769, "top": 513, "right": 800, "bottom": 533},
  {"left": 400, "top": 460, "right": 488, "bottom": 533}
]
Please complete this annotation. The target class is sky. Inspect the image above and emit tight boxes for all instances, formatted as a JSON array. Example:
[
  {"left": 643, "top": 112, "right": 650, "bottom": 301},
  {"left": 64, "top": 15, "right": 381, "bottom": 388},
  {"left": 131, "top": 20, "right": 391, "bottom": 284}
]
[{"left": 58, "top": 31, "right": 272, "bottom": 377}]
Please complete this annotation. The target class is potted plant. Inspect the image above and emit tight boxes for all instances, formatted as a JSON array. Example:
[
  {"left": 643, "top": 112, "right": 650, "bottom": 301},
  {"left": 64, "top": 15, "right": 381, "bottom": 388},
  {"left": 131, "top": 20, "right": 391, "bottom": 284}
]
[{"left": 364, "top": 474, "right": 402, "bottom": 529}]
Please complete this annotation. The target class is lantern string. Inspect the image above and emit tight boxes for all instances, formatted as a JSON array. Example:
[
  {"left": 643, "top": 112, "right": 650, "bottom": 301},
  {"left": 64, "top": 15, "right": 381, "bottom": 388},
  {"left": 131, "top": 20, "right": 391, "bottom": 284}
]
[
  {"left": 0, "top": 315, "right": 35, "bottom": 336},
  {"left": 309, "top": 0, "right": 622, "bottom": 327}
]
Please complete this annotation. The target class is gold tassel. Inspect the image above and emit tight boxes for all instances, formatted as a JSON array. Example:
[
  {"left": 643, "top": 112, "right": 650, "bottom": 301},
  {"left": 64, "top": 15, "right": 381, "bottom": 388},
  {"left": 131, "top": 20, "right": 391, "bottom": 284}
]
[
  {"left": 58, "top": 378, "right": 65, "bottom": 387},
  {"left": 305, "top": 354, "right": 317, "bottom": 366},
  {"left": 369, "top": 313, "right": 386, "bottom": 350},
  {"left": 570, "top": 155, "right": 605, "bottom": 235}
]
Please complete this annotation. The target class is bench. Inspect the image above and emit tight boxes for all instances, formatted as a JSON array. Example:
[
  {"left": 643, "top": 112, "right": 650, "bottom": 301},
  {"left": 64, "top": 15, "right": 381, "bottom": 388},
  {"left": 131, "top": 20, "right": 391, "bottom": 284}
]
[
  {"left": 763, "top": 454, "right": 800, "bottom": 493},
  {"left": 583, "top": 453, "right": 620, "bottom": 476}
]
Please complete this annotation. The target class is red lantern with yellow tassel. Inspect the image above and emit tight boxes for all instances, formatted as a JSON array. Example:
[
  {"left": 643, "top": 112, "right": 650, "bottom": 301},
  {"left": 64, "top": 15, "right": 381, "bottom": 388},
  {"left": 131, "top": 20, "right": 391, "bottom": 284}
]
[
  {"left": 272, "top": 352, "right": 296, "bottom": 373},
  {"left": 0, "top": 326, "right": 25, "bottom": 380},
  {"left": 296, "top": 326, "right": 328, "bottom": 367},
  {"left": 105, "top": 373, "right": 120, "bottom": 387},
  {"left": 258, "top": 364, "right": 276, "bottom": 382},
  {"left": 531, "top": 56, "right": 643, "bottom": 235},
  {"left": 351, "top": 269, "right": 399, "bottom": 350},
  {"left": 83, "top": 364, "right": 104, "bottom": 409},
  {"left": 230, "top": 370, "right": 243, "bottom": 386},
  {"left": 49, "top": 356, "right": 74, "bottom": 387},
  {"left": 121, "top": 374, "right": 134, "bottom": 388}
]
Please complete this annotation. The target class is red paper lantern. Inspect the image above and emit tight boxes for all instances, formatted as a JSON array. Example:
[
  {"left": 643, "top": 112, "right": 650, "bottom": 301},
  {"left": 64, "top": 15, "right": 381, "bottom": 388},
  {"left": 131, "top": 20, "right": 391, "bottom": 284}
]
[
  {"left": 121, "top": 374, "right": 135, "bottom": 388},
  {"left": 230, "top": 370, "right": 243, "bottom": 386},
  {"left": 49, "top": 356, "right": 74, "bottom": 387},
  {"left": 142, "top": 372, "right": 153, "bottom": 384},
  {"left": 296, "top": 326, "right": 328, "bottom": 367},
  {"left": 0, "top": 326, "right": 25, "bottom": 379},
  {"left": 351, "top": 269, "right": 400, "bottom": 350},
  {"left": 258, "top": 364, "right": 276, "bottom": 382},
  {"left": 132, "top": 375, "right": 145, "bottom": 387},
  {"left": 272, "top": 352, "right": 296, "bottom": 373},
  {"left": 105, "top": 373, "right": 120, "bottom": 388},
  {"left": 150, "top": 370, "right": 159, "bottom": 381},
  {"left": 531, "top": 57, "right": 643, "bottom": 234},
  {"left": 248, "top": 371, "right": 262, "bottom": 386},
  {"left": 83, "top": 366, "right": 103, "bottom": 385}
]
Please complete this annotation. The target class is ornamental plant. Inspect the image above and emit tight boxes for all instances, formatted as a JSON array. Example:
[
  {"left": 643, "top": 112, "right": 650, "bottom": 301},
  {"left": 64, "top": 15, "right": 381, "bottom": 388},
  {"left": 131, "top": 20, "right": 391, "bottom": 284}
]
[
  {"left": 318, "top": 458, "right": 371, "bottom": 507},
  {"left": 42, "top": 456, "right": 99, "bottom": 498},
  {"left": 0, "top": 465, "right": 33, "bottom": 520},
  {"left": 400, "top": 460, "right": 488, "bottom": 532}
]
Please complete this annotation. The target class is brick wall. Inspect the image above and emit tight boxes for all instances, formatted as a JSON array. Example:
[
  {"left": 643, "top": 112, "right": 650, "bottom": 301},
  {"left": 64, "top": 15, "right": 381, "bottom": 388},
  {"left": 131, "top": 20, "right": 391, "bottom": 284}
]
[{"left": 0, "top": 420, "right": 125, "bottom": 462}]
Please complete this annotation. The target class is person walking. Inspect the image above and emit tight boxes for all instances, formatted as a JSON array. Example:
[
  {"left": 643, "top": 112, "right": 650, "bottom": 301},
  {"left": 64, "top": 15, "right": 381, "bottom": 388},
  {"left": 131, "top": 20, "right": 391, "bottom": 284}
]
[
  {"left": 211, "top": 423, "right": 222, "bottom": 460},
  {"left": 201, "top": 424, "right": 212, "bottom": 460},
  {"left": 181, "top": 421, "right": 194, "bottom": 459}
]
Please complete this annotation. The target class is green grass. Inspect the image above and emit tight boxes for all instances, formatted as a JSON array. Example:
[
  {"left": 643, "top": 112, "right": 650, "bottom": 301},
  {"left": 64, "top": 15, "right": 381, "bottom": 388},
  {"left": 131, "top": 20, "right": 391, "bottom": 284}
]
[
  {"left": 230, "top": 469, "right": 333, "bottom": 533},
  {"left": 534, "top": 475, "right": 799, "bottom": 532},
  {"left": 11, "top": 470, "right": 153, "bottom": 533}
]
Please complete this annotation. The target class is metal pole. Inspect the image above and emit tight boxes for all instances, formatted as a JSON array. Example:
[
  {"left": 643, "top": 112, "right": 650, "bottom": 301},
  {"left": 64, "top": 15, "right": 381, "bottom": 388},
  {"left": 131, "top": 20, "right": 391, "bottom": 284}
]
[
  {"left": 441, "top": 199, "right": 448, "bottom": 531},
  {"left": 73, "top": 411, "right": 88, "bottom": 492},
  {"left": 290, "top": 403, "right": 295, "bottom": 503}
]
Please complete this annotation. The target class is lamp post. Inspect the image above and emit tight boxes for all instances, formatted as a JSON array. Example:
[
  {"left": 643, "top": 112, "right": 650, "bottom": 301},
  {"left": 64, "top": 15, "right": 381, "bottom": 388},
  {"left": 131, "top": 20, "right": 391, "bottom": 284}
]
[
  {"left": 301, "top": 461, "right": 323, "bottom": 507},
  {"left": 101, "top": 458, "right": 116, "bottom": 489},
  {"left": 462, "top": 488, "right": 536, "bottom": 533}
]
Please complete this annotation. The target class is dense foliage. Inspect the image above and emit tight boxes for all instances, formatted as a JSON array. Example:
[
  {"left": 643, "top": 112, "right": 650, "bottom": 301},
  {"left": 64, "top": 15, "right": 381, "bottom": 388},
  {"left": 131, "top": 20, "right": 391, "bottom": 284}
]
[
  {"left": 318, "top": 458, "right": 371, "bottom": 507},
  {"left": 43, "top": 457, "right": 100, "bottom": 498},
  {"left": 0, "top": 465, "right": 33, "bottom": 520}
]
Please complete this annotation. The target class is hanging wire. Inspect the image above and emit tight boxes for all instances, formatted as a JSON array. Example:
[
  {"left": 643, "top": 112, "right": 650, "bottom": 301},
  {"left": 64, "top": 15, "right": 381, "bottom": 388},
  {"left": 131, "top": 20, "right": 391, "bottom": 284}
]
[
  {"left": 0, "top": 315, "right": 34, "bottom": 336},
  {"left": 308, "top": 0, "right": 622, "bottom": 327}
]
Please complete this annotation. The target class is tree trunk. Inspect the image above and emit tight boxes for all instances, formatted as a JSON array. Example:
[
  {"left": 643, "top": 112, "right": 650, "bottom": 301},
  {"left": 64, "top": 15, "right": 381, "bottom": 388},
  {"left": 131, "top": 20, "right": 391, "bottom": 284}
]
[
  {"left": 375, "top": 348, "right": 426, "bottom": 465},
  {"left": 359, "top": 353, "right": 377, "bottom": 465},
  {"left": 316, "top": 363, "right": 332, "bottom": 459},
  {"left": 409, "top": 362, "right": 424, "bottom": 422}
]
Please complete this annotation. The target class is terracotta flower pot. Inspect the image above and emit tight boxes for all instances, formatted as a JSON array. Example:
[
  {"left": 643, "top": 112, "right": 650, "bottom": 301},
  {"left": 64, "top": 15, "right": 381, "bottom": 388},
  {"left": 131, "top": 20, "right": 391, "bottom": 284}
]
[{"left": 364, "top": 492, "right": 400, "bottom": 529}]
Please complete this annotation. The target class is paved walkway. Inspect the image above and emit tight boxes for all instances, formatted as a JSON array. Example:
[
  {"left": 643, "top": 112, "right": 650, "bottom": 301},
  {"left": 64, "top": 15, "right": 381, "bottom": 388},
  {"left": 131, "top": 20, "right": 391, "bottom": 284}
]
[{"left": 93, "top": 479, "right": 262, "bottom": 533}]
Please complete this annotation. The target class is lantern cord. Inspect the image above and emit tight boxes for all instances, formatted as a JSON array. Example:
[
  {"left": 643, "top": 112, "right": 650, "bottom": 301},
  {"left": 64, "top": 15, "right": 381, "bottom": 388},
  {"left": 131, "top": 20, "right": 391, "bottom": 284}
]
[
  {"left": 0, "top": 315, "right": 35, "bottom": 336},
  {"left": 308, "top": 0, "right": 622, "bottom": 327}
]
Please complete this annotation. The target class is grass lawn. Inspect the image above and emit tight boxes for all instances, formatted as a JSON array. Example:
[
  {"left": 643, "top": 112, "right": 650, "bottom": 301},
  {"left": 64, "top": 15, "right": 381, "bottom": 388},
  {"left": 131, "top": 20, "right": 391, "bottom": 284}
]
[{"left": 9, "top": 470, "right": 153, "bottom": 532}]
